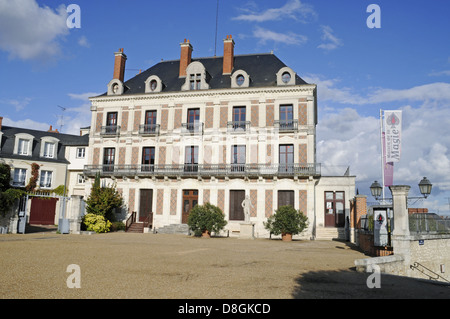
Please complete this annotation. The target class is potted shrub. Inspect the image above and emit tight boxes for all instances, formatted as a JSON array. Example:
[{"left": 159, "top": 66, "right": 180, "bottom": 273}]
[
  {"left": 187, "top": 203, "right": 227, "bottom": 238},
  {"left": 264, "top": 205, "right": 309, "bottom": 241}
]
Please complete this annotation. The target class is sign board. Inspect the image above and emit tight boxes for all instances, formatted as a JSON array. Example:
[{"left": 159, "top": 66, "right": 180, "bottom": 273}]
[{"left": 374, "top": 209, "right": 388, "bottom": 247}]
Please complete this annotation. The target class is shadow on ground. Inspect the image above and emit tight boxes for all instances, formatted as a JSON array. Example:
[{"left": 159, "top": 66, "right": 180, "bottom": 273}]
[
  {"left": 25, "top": 224, "right": 57, "bottom": 234},
  {"left": 292, "top": 268, "right": 450, "bottom": 299}
]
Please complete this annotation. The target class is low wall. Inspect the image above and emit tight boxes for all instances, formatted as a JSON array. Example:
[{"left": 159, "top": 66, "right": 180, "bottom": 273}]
[
  {"left": 356, "top": 234, "right": 450, "bottom": 283},
  {"left": 357, "top": 231, "right": 394, "bottom": 257}
]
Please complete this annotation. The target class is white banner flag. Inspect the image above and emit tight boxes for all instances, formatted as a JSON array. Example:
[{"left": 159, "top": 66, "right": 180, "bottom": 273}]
[{"left": 384, "top": 110, "right": 402, "bottom": 162}]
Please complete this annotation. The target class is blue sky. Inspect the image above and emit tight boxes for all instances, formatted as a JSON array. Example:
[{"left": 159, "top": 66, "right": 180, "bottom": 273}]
[{"left": 1, "top": 0, "right": 450, "bottom": 214}]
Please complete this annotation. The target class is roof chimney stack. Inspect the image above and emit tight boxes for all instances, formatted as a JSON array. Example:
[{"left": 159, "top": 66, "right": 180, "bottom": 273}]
[
  {"left": 223, "top": 35, "right": 235, "bottom": 75},
  {"left": 113, "top": 48, "right": 127, "bottom": 82},
  {"left": 179, "top": 39, "right": 193, "bottom": 78},
  {"left": 0, "top": 116, "right": 3, "bottom": 131}
]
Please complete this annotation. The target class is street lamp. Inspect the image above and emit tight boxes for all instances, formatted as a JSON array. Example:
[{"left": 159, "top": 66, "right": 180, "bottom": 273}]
[
  {"left": 418, "top": 177, "right": 432, "bottom": 198},
  {"left": 370, "top": 181, "right": 383, "bottom": 200}
]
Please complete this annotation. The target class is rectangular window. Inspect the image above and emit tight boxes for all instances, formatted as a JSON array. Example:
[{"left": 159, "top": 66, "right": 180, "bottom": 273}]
[
  {"left": 187, "top": 108, "right": 200, "bottom": 132},
  {"left": 278, "top": 190, "right": 295, "bottom": 208},
  {"left": 142, "top": 147, "right": 155, "bottom": 172},
  {"left": 189, "top": 74, "right": 201, "bottom": 90},
  {"left": 231, "top": 145, "right": 246, "bottom": 172},
  {"left": 279, "top": 144, "right": 294, "bottom": 172},
  {"left": 13, "top": 168, "right": 27, "bottom": 186},
  {"left": 76, "top": 147, "right": 85, "bottom": 159},
  {"left": 77, "top": 174, "right": 86, "bottom": 184},
  {"left": 43, "top": 142, "right": 55, "bottom": 158},
  {"left": 184, "top": 146, "right": 199, "bottom": 172},
  {"left": 279, "top": 105, "right": 294, "bottom": 130},
  {"left": 105, "top": 112, "right": 118, "bottom": 135},
  {"left": 144, "top": 110, "right": 157, "bottom": 134},
  {"left": 18, "top": 139, "right": 29, "bottom": 155},
  {"left": 103, "top": 148, "right": 115, "bottom": 172},
  {"left": 39, "top": 170, "right": 53, "bottom": 188},
  {"left": 232, "top": 106, "right": 246, "bottom": 131}
]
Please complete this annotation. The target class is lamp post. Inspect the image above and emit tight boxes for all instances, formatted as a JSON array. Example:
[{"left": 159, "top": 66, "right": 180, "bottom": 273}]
[
  {"left": 370, "top": 181, "right": 383, "bottom": 200},
  {"left": 370, "top": 177, "right": 432, "bottom": 203},
  {"left": 418, "top": 177, "right": 432, "bottom": 198}
]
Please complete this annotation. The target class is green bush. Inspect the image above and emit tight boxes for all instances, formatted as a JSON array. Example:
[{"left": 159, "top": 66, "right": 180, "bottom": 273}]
[
  {"left": 110, "top": 221, "right": 126, "bottom": 232},
  {"left": 187, "top": 203, "right": 227, "bottom": 237},
  {"left": 82, "top": 213, "right": 112, "bottom": 233},
  {"left": 264, "top": 205, "right": 309, "bottom": 236}
]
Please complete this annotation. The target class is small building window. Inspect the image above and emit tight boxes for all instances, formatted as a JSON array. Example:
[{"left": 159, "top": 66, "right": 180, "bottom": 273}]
[
  {"left": 18, "top": 139, "right": 30, "bottom": 155},
  {"left": 77, "top": 174, "right": 86, "bottom": 184},
  {"left": 39, "top": 170, "right": 53, "bottom": 188},
  {"left": 43, "top": 142, "right": 55, "bottom": 158},
  {"left": 13, "top": 168, "right": 27, "bottom": 187},
  {"left": 77, "top": 147, "right": 86, "bottom": 159}
]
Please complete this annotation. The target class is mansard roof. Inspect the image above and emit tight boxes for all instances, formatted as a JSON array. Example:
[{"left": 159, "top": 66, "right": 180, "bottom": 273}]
[{"left": 99, "top": 53, "right": 308, "bottom": 97}]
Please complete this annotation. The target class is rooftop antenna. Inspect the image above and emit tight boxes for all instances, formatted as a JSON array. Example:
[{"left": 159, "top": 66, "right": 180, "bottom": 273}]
[
  {"left": 214, "top": 0, "right": 219, "bottom": 56},
  {"left": 57, "top": 105, "right": 66, "bottom": 132}
]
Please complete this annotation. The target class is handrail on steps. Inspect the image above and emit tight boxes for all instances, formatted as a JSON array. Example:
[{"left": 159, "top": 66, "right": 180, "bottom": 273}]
[
  {"left": 125, "top": 211, "right": 136, "bottom": 232},
  {"left": 410, "top": 262, "right": 450, "bottom": 283}
]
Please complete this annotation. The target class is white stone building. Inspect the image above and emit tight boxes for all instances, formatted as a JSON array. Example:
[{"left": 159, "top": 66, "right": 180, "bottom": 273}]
[{"left": 84, "top": 36, "right": 355, "bottom": 239}]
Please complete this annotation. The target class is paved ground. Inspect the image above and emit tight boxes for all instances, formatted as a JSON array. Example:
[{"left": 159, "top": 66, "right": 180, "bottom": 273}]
[{"left": 0, "top": 231, "right": 448, "bottom": 299}]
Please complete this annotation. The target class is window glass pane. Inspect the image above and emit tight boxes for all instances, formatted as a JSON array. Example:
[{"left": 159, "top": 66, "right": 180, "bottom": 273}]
[
  {"left": 325, "top": 192, "right": 334, "bottom": 200},
  {"left": 335, "top": 192, "right": 344, "bottom": 200}
]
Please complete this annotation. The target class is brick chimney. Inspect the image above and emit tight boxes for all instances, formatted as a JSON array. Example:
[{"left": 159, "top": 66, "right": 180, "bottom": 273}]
[
  {"left": 48, "top": 125, "right": 59, "bottom": 133},
  {"left": 223, "top": 35, "right": 235, "bottom": 75},
  {"left": 113, "top": 48, "right": 127, "bottom": 82},
  {"left": 0, "top": 117, "right": 3, "bottom": 131},
  {"left": 179, "top": 39, "right": 193, "bottom": 78}
]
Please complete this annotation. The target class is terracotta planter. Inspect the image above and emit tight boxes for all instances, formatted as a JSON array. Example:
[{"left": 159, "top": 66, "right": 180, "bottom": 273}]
[
  {"left": 282, "top": 233, "right": 292, "bottom": 241},
  {"left": 201, "top": 230, "right": 211, "bottom": 238}
]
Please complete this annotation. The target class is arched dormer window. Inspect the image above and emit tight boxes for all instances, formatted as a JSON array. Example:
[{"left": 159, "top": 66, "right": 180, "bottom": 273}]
[
  {"left": 13, "top": 133, "right": 34, "bottom": 156},
  {"left": 276, "top": 67, "right": 296, "bottom": 86},
  {"left": 181, "top": 61, "right": 210, "bottom": 91},
  {"left": 40, "top": 136, "right": 60, "bottom": 159},
  {"left": 145, "top": 75, "right": 163, "bottom": 93},
  {"left": 107, "top": 79, "right": 124, "bottom": 95},
  {"left": 231, "top": 70, "right": 250, "bottom": 88}
]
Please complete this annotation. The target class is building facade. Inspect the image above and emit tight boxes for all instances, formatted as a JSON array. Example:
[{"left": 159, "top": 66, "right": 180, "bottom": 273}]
[{"left": 85, "top": 36, "right": 355, "bottom": 239}]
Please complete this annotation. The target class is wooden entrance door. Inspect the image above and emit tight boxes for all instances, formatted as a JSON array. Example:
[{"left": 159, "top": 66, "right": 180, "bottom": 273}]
[
  {"left": 139, "top": 189, "right": 153, "bottom": 222},
  {"left": 324, "top": 191, "right": 345, "bottom": 227},
  {"left": 29, "top": 197, "right": 58, "bottom": 225},
  {"left": 229, "top": 190, "right": 245, "bottom": 221},
  {"left": 182, "top": 190, "right": 198, "bottom": 224}
]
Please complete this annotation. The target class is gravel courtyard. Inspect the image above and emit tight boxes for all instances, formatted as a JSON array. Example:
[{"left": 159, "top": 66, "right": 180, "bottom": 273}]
[{"left": 1, "top": 232, "right": 448, "bottom": 299}]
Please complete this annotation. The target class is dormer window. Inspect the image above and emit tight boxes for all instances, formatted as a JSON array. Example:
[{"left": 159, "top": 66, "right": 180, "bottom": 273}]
[
  {"left": 40, "top": 136, "right": 59, "bottom": 159},
  {"left": 145, "top": 75, "right": 163, "bottom": 93},
  {"left": 181, "top": 62, "right": 210, "bottom": 91},
  {"left": 14, "top": 133, "right": 34, "bottom": 156},
  {"left": 276, "top": 67, "right": 296, "bottom": 86},
  {"left": 107, "top": 79, "right": 124, "bottom": 95},
  {"left": 18, "top": 139, "right": 30, "bottom": 155},
  {"left": 231, "top": 70, "right": 250, "bottom": 88}
]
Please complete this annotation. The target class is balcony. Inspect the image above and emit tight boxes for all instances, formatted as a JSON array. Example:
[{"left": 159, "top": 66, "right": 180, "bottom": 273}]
[
  {"left": 227, "top": 121, "right": 251, "bottom": 133},
  {"left": 181, "top": 122, "right": 204, "bottom": 135},
  {"left": 274, "top": 120, "right": 298, "bottom": 132},
  {"left": 100, "top": 125, "right": 121, "bottom": 137},
  {"left": 139, "top": 124, "right": 160, "bottom": 136},
  {"left": 84, "top": 163, "right": 321, "bottom": 178}
]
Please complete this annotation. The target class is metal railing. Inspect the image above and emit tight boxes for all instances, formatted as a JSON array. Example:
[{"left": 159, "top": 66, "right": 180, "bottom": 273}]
[
  {"left": 84, "top": 163, "right": 321, "bottom": 178},
  {"left": 409, "top": 214, "right": 450, "bottom": 234},
  {"left": 138, "top": 124, "right": 160, "bottom": 136},
  {"left": 274, "top": 120, "right": 298, "bottom": 132},
  {"left": 227, "top": 121, "right": 251, "bottom": 132},
  {"left": 181, "top": 122, "right": 204, "bottom": 135},
  {"left": 100, "top": 125, "right": 121, "bottom": 136}
]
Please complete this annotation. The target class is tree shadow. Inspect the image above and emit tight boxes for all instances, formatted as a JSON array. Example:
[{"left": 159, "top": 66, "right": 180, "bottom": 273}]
[{"left": 292, "top": 268, "right": 449, "bottom": 299}]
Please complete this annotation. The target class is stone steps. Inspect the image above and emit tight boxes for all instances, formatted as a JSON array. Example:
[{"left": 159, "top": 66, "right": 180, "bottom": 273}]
[
  {"left": 156, "top": 224, "right": 190, "bottom": 235},
  {"left": 315, "top": 227, "right": 346, "bottom": 240}
]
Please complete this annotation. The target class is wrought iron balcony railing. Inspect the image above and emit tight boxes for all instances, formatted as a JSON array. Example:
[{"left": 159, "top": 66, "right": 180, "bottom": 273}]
[
  {"left": 84, "top": 163, "right": 321, "bottom": 178},
  {"left": 100, "top": 125, "right": 121, "bottom": 136},
  {"left": 274, "top": 120, "right": 298, "bottom": 132},
  {"left": 227, "top": 121, "right": 251, "bottom": 132},
  {"left": 181, "top": 122, "right": 204, "bottom": 135},
  {"left": 139, "top": 124, "right": 160, "bottom": 136}
]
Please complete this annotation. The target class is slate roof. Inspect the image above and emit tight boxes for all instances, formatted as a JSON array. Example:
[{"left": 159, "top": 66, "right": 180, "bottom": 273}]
[
  {"left": 0, "top": 125, "right": 89, "bottom": 164},
  {"left": 98, "top": 53, "right": 308, "bottom": 97}
]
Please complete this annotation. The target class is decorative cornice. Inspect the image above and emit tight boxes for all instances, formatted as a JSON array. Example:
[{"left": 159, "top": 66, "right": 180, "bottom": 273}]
[{"left": 89, "top": 85, "right": 316, "bottom": 104}]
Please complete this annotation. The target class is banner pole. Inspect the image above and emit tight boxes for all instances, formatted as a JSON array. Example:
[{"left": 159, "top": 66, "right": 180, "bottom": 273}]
[{"left": 380, "top": 109, "right": 385, "bottom": 202}]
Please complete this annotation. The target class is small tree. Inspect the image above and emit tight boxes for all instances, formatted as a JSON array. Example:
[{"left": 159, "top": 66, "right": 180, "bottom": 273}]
[
  {"left": 85, "top": 173, "right": 123, "bottom": 222},
  {"left": 264, "top": 205, "right": 309, "bottom": 241},
  {"left": 187, "top": 203, "right": 227, "bottom": 237}
]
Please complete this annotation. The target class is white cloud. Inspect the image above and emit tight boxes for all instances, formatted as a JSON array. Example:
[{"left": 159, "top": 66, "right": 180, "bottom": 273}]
[
  {"left": 78, "top": 36, "right": 90, "bottom": 48},
  {"left": 1, "top": 97, "right": 32, "bottom": 112},
  {"left": 0, "top": 0, "right": 68, "bottom": 61},
  {"left": 233, "top": 0, "right": 317, "bottom": 23},
  {"left": 428, "top": 70, "right": 450, "bottom": 77},
  {"left": 317, "top": 25, "right": 342, "bottom": 51},
  {"left": 253, "top": 27, "right": 307, "bottom": 46},
  {"left": 2, "top": 117, "right": 50, "bottom": 131}
]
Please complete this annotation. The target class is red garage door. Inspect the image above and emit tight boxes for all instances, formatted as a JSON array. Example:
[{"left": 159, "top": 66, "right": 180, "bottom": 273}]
[{"left": 29, "top": 197, "right": 58, "bottom": 225}]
